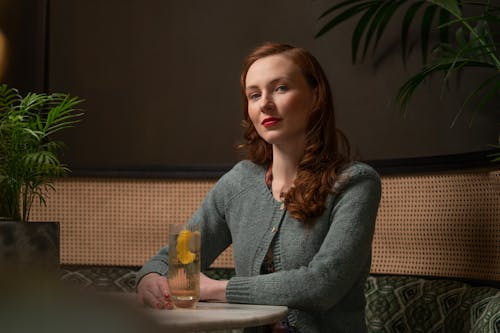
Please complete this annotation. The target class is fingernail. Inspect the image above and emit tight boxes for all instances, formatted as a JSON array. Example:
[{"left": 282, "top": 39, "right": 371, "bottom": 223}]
[
  {"left": 164, "top": 293, "right": 170, "bottom": 298},
  {"left": 156, "top": 302, "right": 162, "bottom": 309}
]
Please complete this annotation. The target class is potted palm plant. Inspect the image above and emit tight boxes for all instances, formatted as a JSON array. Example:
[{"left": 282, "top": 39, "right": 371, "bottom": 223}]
[
  {"left": 0, "top": 83, "right": 83, "bottom": 270},
  {"left": 316, "top": 0, "right": 499, "bottom": 160}
]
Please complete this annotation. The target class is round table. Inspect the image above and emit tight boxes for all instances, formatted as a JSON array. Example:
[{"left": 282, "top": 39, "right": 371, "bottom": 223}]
[{"left": 111, "top": 293, "right": 289, "bottom": 332}]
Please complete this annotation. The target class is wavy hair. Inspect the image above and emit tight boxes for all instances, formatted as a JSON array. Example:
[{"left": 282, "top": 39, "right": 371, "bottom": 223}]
[{"left": 238, "top": 42, "right": 352, "bottom": 224}]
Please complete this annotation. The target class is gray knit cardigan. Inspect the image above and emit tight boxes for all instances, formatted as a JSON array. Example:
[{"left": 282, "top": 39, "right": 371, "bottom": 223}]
[{"left": 136, "top": 160, "right": 381, "bottom": 333}]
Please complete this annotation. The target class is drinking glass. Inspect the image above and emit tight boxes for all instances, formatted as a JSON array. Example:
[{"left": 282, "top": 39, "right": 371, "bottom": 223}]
[{"left": 167, "top": 224, "right": 201, "bottom": 309}]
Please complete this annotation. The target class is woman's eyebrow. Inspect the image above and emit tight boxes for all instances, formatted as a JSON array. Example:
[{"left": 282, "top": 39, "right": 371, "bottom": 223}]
[{"left": 246, "top": 77, "right": 289, "bottom": 91}]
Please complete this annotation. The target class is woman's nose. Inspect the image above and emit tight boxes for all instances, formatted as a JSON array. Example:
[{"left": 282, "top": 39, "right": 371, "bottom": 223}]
[{"left": 260, "top": 95, "right": 274, "bottom": 113}]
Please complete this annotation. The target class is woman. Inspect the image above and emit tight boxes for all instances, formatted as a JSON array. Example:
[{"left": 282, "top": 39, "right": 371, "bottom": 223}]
[{"left": 136, "top": 42, "right": 381, "bottom": 333}]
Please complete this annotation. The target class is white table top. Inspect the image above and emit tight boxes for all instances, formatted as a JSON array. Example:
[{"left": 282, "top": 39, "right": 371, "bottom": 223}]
[{"left": 109, "top": 293, "right": 288, "bottom": 332}]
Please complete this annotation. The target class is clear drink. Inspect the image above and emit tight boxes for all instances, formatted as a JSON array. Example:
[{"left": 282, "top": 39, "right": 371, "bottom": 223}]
[{"left": 167, "top": 224, "right": 200, "bottom": 309}]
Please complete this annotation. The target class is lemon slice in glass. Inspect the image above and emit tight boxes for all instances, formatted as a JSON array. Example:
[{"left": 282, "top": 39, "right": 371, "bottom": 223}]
[{"left": 176, "top": 230, "right": 196, "bottom": 264}]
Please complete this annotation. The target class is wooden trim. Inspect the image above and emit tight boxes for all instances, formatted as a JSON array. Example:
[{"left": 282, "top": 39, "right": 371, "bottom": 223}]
[
  {"left": 366, "top": 149, "right": 500, "bottom": 175},
  {"left": 69, "top": 165, "right": 233, "bottom": 179},
  {"left": 68, "top": 149, "right": 500, "bottom": 179}
]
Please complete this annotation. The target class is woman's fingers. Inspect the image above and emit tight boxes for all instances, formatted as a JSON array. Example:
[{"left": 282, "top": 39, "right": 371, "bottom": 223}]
[
  {"left": 145, "top": 289, "right": 172, "bottom": 309},
  {"left": 155, "top": 275, "right": 170, "bottom": 298},
  {"left": 137, "top": 273, "right": 173, "bottom": 309},
  {"left": 154, "top": 276, "right": 173, "bottom": 309},
  {"left": 142, "top": 289, "right": 161, "bottom": 308}
]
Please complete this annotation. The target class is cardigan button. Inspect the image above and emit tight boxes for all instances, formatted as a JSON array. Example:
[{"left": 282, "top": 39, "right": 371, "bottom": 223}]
[{"left": 271, "top": 227, "right": 277, "bottom": 233}]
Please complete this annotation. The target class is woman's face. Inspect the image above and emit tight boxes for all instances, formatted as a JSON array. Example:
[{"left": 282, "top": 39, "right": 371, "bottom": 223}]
[{"left": 245, "top": 54, "right": 315, "bottom": 149}]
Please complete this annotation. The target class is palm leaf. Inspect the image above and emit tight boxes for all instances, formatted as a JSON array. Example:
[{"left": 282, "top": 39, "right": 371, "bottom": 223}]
[
  {"left": 352, "top": 2, "right": 385, "bottom": 62},
  {"left": 396, "top": 59, "right": 494, "bottom": 113},
  {"left": 24, "top": 151, "right": 64, "bottom": 177},
  {"left": 316, "top": 0, "right": 375, "bottom": 38},
  {"left": 470, "top": 20, "right": 497, "bottom": 63},
  {"left": 43, "top": 95, "right": 84, "bottom": 137},
  {"left": 318, "top": 0, "right": 465, "bottom": 67},
  {"left": 361, "top": 1, "right": 404, "bottom": 60},
  {"left": 19, "top": 92, "right": 50, "bottom": 115},
  {"left": 421, "top": 4, "right": 439, "bottom": 64},
  {"left": 372, "top": 0, "right": 409, "bottom": 55},
  {"left": 43, "top": 140, "right": 66, "bottom": 153},
  {"left": 21, "top": 128, "right": 43, "bottom": 141},
  {"left": 402, "top": 1, "right": 427, "bottom": 64},
  {"left": 0, "top": 84, "right": 20, "bottom": 112},
  {"left": 469, "top": 78, "right": 500, "bottom": 125},
  {"left": 429, "top": 0, "right": 462, "bottom": 18},
  {"left": 438, "top": 7, "right": 451, "bottom": 44},
  {"left": 451, "top": 72, "right": 500, "bottom": 126},
  {"left": 436, "top": 23, "right": 499, "bottom": 74}
]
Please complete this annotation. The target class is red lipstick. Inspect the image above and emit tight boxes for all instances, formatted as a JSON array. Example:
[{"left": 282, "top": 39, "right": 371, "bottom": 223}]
[{"left": 262, "top": 117, "right": 281, "bottom": 127}]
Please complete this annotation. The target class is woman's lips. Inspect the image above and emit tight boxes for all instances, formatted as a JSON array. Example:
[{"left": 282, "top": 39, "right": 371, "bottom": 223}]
[{"left": 262, "top": 117, "right": 281, "bottom": 127}]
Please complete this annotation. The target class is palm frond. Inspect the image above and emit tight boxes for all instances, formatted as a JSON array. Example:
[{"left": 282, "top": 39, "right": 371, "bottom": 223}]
[
  {"left": 24, "top": 150, "right": 59, "bottom": 167},
  {"left": 362, "top": 1, "right": 400, "bottom": 60},
  {"left": 395, "top": 58, "right": 495, "bottom": 113},
  {"left": 21, "top": 128, "right": 43, "bottom": 141},
  {"left": 316, "top": 0, "right": 376, "bottom": 38},
  {"left": 352, "top": 2, "right": 386, "bottom": 62},
  {"left": 0, "top": 84, "right": 20, "bottom": 113},
  {"left": 0, "top": 84, "right": 84, "bottom": 221},
  {"left": 317, "top": 0, "right": 498, "bottom": 159},
  {"left": 421, "top": 4, "right": 440, "bottom": 63},
  {"left": 317, "top": 0, "right": 462, "bottom": 66},
  {"left": 19, "top": 92, "right": 50, "bottom": 115},
  {"left": 438, "top": 7, "right": 451, "bottom": 44},
  {"left": 372, "top": 1, "right": 408, "bottom": 54},
  {"left": 43, "top": 140, "right": 66, "bottom": 153},
  {"left": 402, "top": 1, "right": 427, "bottom": 64},
  {"left": 451, "top": 72, "right": 500, "bottom": 126},
  {"left": 468, "top": 78, "right": 500, "bottom": 125},
  {"left": 429, "top": 0, "right": 462, "bottom": 18}
]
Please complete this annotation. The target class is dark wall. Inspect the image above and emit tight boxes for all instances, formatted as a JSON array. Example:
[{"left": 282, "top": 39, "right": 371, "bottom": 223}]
[
  {"left": 8, "top": 0, "right": 500, "bottom": 170},
  {"left": 0, "top": 0, "right": 46, "bottom": 93}
]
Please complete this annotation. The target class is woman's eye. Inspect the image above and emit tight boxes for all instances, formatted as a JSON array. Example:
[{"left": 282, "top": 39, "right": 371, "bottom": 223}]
[
  {"left": 276, "top": 85, "right": 288, "bottom": 93},
  {"left": 249, "top": 93, "right": 260, "bottom": 100}
]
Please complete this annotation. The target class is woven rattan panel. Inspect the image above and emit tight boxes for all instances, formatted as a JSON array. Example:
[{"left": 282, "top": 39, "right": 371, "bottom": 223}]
[
  {"left": 29, "top": 178, "right": 235, "bottom": 268},
  {"left": 30, "top": 168, "right": 499, "bottom": 280},
  {"left": 372, "top": 168, "right": 500, "bottom": 281}
]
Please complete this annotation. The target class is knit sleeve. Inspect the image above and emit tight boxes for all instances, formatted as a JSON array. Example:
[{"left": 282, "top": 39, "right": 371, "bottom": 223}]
[
  {"left": 135, "top": 171, "right": 233, "bottom": 286},
  {"left": 225, "top": 168, "right": 381, "bottom": 312}
]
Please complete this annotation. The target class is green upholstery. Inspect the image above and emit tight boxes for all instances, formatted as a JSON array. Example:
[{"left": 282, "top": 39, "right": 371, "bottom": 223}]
[
  {"left": 365, "top": 275, "right": 499, "bottom": 333},
  {"left": 59, "top": 266, "right": 236, "bottom": 292},
  {"left": 60, "top": 265, "right": 138, "bottom": 292},
  {"left": 60, "top": 266, "right": 500, "bottom": 333},
  {"left": 471, "top": 296, "right": 500, "bottom": 333}
]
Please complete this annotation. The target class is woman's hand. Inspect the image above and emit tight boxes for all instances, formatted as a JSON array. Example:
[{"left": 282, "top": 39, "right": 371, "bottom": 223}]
[
  {"left": 136, "top": 273, "right": 173, "bottom": 309},
  {"left": 200, "top": 272, "right": 228, "bottom": 302}
]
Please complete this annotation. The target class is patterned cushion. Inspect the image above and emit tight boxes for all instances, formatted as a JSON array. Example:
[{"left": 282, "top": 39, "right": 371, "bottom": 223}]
[
  {"left": 60, "top": 265, "right": 138, "bottom": 292},
  {"left": 60, "top": 266, "right": 500, "bottom": 333},
  {"left": 471, "top": 296, "right": 500, "bottom": 333},
  {"left": 60, "top": 266, "right": 236, "bottom": 292},
  {"left": 365, "top": 275, "right": 500, "bottom": 333}
]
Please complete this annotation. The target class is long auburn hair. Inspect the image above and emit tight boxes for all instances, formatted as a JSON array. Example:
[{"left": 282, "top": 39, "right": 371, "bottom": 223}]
[{"left": 238, "top": 42, "right": 351, "bottom": 224}]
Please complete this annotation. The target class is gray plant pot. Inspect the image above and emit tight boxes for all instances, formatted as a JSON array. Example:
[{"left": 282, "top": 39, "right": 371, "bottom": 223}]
[{"left": 0, "top": 221, "right": 60, "bottom": 272}]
